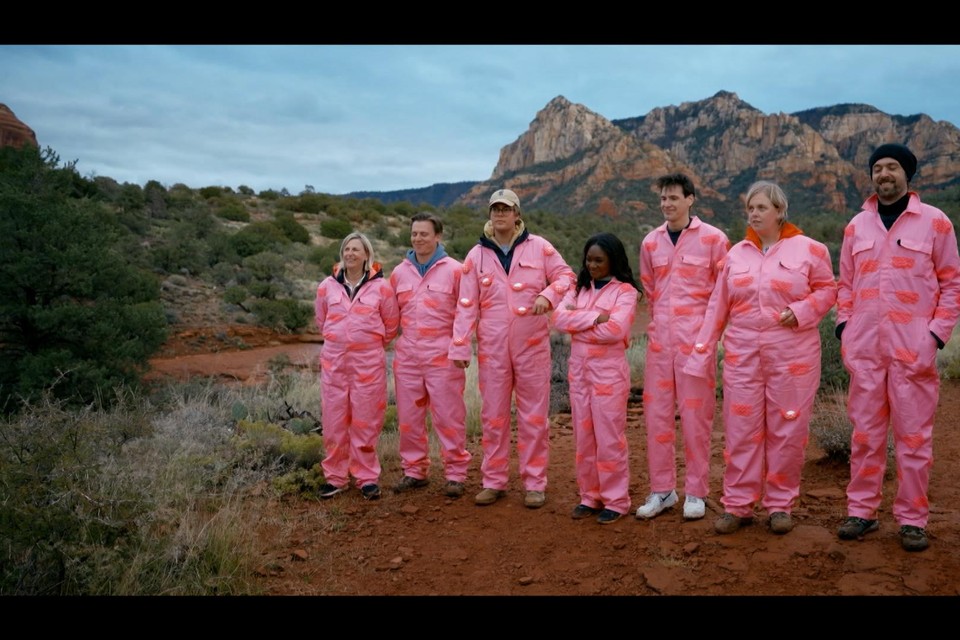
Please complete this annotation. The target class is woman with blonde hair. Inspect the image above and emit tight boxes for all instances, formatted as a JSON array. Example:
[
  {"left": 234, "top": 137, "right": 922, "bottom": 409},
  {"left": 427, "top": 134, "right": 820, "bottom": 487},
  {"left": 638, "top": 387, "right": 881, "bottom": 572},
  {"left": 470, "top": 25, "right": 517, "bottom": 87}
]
[
  {"left": 315, "top": 232, "right": 399, "bottom": 501},
  {"left": 685, "top": 181, "right": 837, "bottom": 535}
]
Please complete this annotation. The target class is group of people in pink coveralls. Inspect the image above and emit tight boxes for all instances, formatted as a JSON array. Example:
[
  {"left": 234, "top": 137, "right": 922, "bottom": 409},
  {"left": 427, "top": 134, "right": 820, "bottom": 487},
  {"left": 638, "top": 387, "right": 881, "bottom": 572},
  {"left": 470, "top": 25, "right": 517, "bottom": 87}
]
[{"left": 313, "top": 142, "right": 959, "bottom": 552}]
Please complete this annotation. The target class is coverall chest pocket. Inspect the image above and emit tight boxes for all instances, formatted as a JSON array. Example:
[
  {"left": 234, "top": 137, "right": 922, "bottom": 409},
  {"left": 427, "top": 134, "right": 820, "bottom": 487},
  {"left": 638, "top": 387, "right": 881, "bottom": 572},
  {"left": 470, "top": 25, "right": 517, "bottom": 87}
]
[
  {"left": 353, "top": 287, "right": 381, "bottom": 317},
  {"left": 651, "top": 254, "right": 670, "bottom": 275},
  {"left": 512, "top": 258, "right": 546, "bottom": 302},
  {"left": 395, "top": 283, "right": 414, "bottom": 307},
  {"left": 895, "top": 237, "right": 934, "bottom": 278},
  {"left": 776, "top": 259, "right": 811, "bottom": 291},
  {"left": 678, "top": 253, "right": 711, "bottom": 286},
  {"left": 424, "top": 282, "right": 454, "bottom": 314},
  {"left": 727, "top": 264, "right": 754, "bottom": 292}
]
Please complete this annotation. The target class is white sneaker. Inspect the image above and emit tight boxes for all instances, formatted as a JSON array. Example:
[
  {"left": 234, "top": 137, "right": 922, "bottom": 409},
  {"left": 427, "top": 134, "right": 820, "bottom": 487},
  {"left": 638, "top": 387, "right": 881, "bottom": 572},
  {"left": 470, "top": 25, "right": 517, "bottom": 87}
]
[
  {"left": 635, "top": 489, "right": 678, "bottom": 519},
  {"left": 683, "top": 495, "right": 706, "bottom": 520}
]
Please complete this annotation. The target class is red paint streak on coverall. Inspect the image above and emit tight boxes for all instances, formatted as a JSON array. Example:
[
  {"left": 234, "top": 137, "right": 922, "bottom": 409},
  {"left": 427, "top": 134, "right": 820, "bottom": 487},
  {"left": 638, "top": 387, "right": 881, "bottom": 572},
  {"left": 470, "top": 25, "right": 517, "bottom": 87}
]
[
  {"left": 687, "top": 225, "right": 837, "bottom": 516},
  {"left": 390, "top": 255, "right": 471, "bottom": 483},
  {"left": 838, "top": 192, "right": 960, "bottom": 527},
  {"left": 640, "top": 216, "right": 730, "bottom": 499},
  {"left": 315, "top": 265, "right": 399, "bottom": 488},
  {"left": 449, "top": 234, "right": 574, "bottom": 492},
  {"left": 553, "top": 279, "right": 638, "bottom": 515}
]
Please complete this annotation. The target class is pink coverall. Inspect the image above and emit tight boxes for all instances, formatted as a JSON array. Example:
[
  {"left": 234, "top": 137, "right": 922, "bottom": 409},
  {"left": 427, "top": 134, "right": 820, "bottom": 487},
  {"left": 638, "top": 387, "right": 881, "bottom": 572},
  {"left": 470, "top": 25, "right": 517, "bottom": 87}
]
[
  {"left": 315, "top": 264, "right": 399, "bottom": 489},
  {"left": 449, "top": 230, "right": 574, "bottom": 492},
  {"left": 390, "top": 255, "right": 471, "bottom": 483},
  {"left": 686, "top": 224, "right": 837, "bottom": 517},
  {"left": 640, "top": 216, "right": 730, "bottom": 499},
  {"left": 838, "top": 192, "right": 960, "bottom": 528},
  {"left": 552, "top": 279, "right": 638, "bottom": 515}
]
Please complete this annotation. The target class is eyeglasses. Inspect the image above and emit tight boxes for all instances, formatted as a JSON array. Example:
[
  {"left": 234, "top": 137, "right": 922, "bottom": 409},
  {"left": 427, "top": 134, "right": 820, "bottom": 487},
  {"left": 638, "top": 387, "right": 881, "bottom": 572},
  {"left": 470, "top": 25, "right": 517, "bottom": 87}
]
[{"left": 490, "top": 205, "right": 514, "bottom": 214}]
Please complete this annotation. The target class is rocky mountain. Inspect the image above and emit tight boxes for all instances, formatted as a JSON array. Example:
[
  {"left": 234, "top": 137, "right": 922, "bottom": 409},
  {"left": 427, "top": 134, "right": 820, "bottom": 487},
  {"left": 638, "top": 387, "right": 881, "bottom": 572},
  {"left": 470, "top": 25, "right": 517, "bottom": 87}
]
[
  {"left": 0, "top": 104, "right": 38, "bottom": 149},
  {"left": 455, "top": 92, "right": 960, "bottom": 227}
]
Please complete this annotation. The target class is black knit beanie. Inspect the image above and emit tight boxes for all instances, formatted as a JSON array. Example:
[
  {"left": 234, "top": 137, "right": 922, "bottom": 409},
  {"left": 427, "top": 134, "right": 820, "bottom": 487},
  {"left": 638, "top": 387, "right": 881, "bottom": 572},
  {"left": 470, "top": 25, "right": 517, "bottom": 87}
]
[{"left": 868, "top": 143, "right": 917, "bottom": 182}]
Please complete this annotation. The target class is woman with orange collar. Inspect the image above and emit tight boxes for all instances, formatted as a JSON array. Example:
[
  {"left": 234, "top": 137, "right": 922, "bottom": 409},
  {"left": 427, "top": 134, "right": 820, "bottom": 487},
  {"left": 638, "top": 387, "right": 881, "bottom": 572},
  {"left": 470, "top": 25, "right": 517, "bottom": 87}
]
[
  {"left": 315, "top": 232, "right": 399, "bottom": 501},
  {"left": 684, "top": 181, "right": 837, "bottom": 535}
]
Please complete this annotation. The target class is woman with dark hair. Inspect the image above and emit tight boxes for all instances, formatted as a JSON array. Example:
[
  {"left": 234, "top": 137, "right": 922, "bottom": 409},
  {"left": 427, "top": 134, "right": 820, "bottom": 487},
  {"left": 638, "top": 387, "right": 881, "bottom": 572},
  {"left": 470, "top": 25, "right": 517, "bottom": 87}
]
[{"left": 552, "top": 233, "right": 641, "bottom": 524}]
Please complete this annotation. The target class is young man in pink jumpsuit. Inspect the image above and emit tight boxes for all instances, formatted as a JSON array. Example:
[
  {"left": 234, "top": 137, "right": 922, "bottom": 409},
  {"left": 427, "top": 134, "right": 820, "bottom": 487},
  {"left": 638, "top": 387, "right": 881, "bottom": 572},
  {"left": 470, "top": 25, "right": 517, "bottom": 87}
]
[
  {"left": 449, "top": 188, "right": 575, "bottom": 509},
  {"left": 553, "top": 233, "right": 640, "bottom": 524},
  {"left": 315, "top": 232, "right": 400, "bottom": 501},
  {"left": 836, "top": 143, "right": 960, "bottom": 551},
  {"left": 637, "top": 173, "right": 730, "bottom": 521},
  {"left": 390, "top": 213, "right": 471, "bottom": 499},
  {"left": 686, "top": 181, "right": 837, "bottom": 535}
]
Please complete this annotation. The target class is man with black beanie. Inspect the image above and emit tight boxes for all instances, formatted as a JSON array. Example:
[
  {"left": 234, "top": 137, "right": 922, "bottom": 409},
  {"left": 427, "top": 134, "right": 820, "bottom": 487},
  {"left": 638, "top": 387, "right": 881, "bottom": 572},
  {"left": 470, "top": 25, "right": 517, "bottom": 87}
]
[{"left": 835, "top": 143, "right": 960, "bottom": 551}]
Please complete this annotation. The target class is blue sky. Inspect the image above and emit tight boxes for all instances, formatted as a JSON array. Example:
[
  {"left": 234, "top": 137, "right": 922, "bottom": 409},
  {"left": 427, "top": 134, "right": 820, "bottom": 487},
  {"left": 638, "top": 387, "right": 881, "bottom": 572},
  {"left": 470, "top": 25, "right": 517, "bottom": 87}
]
[{"left": 3, "top": 44, "right": 959, "bottom": 195}]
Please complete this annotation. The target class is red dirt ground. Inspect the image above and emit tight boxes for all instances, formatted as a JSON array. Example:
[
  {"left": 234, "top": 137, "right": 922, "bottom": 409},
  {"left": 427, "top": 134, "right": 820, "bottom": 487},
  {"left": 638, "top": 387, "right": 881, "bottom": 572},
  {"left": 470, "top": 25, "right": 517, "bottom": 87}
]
[{"left": 148, "top": 319, "right": 960, "bottom": 597}]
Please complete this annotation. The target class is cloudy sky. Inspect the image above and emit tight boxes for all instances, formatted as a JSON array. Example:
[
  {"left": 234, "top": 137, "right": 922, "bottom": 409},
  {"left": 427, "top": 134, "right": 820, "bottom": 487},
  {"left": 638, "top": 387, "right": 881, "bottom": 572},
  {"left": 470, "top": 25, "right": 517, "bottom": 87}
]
[{"left": 3, "top": 44, "right": 959, "bottom": 195}]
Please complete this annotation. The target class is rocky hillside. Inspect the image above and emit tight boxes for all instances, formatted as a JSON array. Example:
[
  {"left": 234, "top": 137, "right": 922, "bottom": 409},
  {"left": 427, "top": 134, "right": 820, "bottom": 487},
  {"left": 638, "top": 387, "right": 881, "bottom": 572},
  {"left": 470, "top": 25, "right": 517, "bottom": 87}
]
[
  {"left": 456, "top": 92, "right": 960, "bottom": 226},
  {"left": 0, "top": 104, "right": 38, "bottom": 149}
]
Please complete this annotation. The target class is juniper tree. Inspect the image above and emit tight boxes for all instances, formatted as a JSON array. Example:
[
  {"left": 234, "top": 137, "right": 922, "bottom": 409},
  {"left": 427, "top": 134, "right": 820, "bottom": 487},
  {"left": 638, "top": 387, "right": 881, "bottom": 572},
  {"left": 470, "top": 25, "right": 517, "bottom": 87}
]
[{"left": 0, "top": 145, "right": 167, "bottom": 411}]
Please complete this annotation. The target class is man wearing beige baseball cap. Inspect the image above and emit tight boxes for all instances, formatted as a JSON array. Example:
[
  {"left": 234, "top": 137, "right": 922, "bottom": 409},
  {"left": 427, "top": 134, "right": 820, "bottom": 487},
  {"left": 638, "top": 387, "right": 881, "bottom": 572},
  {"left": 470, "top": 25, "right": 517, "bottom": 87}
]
[{"left": 449, "top": 188, "right": 575, "bottom": 509}]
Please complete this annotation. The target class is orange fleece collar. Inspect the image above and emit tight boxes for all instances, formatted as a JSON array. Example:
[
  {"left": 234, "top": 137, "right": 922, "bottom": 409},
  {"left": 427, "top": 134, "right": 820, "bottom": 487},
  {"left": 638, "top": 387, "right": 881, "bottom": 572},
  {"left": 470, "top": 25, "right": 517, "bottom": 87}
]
[{"left": 745, "top": 221, "right": 803, "bottom": 250}]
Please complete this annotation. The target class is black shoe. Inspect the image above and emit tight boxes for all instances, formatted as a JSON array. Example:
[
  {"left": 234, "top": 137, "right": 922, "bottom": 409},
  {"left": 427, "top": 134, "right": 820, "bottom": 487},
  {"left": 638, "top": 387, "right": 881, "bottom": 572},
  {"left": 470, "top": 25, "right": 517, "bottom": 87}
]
[
  {"left": 571, "top": 504, "right": 602, "bottom": 520},
  {"left": 837, "top": 516, "right": 879, "bottom": 540},
  {"left": 596, "top": 509, "right": 623, "bottom": 525},
  {"left": 361, "top": 484, "right": 381, "bottom": 501},
  {"left": 899, "top": 525, "right": 929, "bottom": 551},
  {"left": 443, "top": 481, "right": 465, "bottom": 498},
  {"left": 393, "top": 475, "right": 429, "bottom": 494},
  {"left": 318, "top": 483, "right": 345, "bottom": 499}
]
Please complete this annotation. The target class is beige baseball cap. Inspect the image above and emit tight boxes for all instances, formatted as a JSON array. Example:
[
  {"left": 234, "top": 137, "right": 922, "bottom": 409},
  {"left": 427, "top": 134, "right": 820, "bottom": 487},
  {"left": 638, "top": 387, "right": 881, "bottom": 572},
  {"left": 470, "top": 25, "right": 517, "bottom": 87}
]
[{"left": 488, "top": 188, "right": 521, "bottom": 213}]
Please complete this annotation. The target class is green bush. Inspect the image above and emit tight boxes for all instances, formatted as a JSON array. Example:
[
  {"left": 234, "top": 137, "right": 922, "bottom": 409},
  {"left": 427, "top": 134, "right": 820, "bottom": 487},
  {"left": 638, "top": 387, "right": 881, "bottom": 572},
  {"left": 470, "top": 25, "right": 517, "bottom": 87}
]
[
  {"left": 320, "top": 217, "right": 353, "bottom": 240},
  {"left": 199, "top": 186, "right": 224, "bottom": 199},
  {"left": 216, "top": 199, "right": 250, "bottom": 222},
  {"left": 818, "top": 309, "right": 848, "bottom": 393},
  {"left": 249, "top": 299, "right": 312, "bottom": 332},
  {"left": 233, "top": 418, "right": 324, "bottom": 469},
  {"left": 0, "top": 387, "right": 267, "bottom": 595},
  {"left": 0, "top": 145, "right": 168, "bottom": 411},
  {"left": 229, "top": 221, "right": 289, "bottom": 257},
  {"left": 273, "top": 212, "right": 311, "bottom": 244}
]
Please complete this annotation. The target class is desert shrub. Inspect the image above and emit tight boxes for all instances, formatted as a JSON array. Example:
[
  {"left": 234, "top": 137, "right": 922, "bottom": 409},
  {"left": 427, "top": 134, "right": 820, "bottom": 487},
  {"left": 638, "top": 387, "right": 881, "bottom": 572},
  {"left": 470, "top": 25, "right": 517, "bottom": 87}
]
[
  {"left": 627, "top": 334, "right": 646, "bottom": 388},
  {"left": 809, "top": 386, "right": 853, "bottom": 462},
  {"left": 273, "top": 212, "right": 311, "bottom": 244},
  {"left": 233, "top": 419, "right": 324, "bottom": 470},
  {"left": 936, "top": 324, "right": 960, "bottom": 379},
  {"left": 550, "top": 332, "right": 571, "bottom": 415},
  {"left": 819, "top": 309, "right": 848, "bottom": 392},
  {"left": 217, "top": 199, "right": 250, "bottom": 222},
  {"left": 199, "top": 186, "right": 224, "bottom": 199},
  {"left": 320, "top": 217, "right": 353, "bottom": 240},
  {"left": 210, "top": 261, "right": 239, "bottom": 287},
  {"left": 249, "top": 299, "right": 312, "bottom": 332},
  {"left": 237, "top": 185, "right": 254, "bottom": 196},
  {"left": 224, "top": 286, "right": 249, "bottom": 308},
  {"left": 0, "top": 387, "right": 268, "bottom": 595},
  {"left": 229, "top": 221, "right": 289, "bottom": 257},
  {"left": 309, "top": 244, "right": 342, "bottom": 276},
  {"left": 382, "top": 405, "right": 398, "bottom": 433},
  {"left": 809, "top": 386, "right": 895, "bottom": 473}
]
